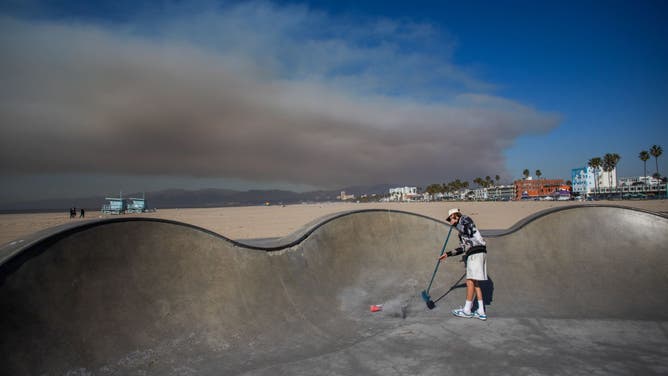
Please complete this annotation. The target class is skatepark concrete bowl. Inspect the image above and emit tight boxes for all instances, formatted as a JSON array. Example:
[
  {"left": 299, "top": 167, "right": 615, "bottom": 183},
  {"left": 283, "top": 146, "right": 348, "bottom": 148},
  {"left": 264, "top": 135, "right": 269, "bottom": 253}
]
[{"left": 1, "top": 205, "right": 667, "bottom": 375}]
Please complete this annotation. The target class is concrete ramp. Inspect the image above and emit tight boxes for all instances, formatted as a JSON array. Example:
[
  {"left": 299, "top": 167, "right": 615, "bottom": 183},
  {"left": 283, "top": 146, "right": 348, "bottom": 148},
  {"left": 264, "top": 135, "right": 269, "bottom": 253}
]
[{"left": 1, "top": 206, "right": 667, "bottom": 375}]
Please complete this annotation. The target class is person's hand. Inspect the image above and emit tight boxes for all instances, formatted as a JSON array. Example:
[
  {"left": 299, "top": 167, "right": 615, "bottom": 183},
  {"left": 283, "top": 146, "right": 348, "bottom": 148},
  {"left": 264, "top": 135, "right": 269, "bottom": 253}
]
[{"left": 438, "top": 253, "right": 448, "bottom": 261}]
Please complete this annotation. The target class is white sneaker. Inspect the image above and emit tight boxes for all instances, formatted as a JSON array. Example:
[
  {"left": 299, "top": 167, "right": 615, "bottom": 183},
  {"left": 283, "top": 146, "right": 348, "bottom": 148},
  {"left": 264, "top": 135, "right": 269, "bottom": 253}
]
[
  {"left": 473, "top": 311, "right": 487, "bottom": 321},
  {"left": 451, "top": 308, "right": 473, "bottom": 318}
]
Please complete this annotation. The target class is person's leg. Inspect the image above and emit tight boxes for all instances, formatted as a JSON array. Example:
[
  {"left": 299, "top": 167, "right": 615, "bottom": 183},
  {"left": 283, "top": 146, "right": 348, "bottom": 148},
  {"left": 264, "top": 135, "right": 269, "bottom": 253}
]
[
  {"left": 470, "top": 280, "right": 487, "bottom": 320},
  {"left": 466, "top": 279, "right": 475, "bottom": 301},
  {"left": 463, "top": 279, "right": 475, "bottom": 313},
  {"left": 474, "top": 281, "right": 486, "bottom": 316},
  {"left": 452, "top": 279, "right": 475, "bottom": 318},
  {"left": 474, "top": 281, "right": 483, "bottom": 303},
  {"left": 465, "top": 258, "right": 479, "bottom": 315},
  {"left": 464, "top": 279, "right": 476, "bottom": 314}
]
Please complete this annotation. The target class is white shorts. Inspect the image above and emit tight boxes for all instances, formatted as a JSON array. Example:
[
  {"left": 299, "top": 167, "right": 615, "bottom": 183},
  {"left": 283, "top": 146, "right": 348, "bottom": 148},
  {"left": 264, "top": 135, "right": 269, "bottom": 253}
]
[{"left": 466, "top": 252, "right": 487, "bottom": 281}]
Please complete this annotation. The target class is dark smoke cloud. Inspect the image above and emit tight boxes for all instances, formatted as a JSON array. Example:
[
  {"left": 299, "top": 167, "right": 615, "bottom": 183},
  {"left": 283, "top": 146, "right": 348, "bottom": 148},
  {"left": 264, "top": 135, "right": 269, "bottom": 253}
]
[{"left": 0, "top": 11, "right": 560, "bottom": 190}]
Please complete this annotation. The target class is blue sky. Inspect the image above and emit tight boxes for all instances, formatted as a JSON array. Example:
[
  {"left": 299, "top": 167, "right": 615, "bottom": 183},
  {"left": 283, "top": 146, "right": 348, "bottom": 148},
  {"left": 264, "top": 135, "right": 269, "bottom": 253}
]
[
  {"left": 0, "top": 1, "right": 666, "bottom": 203},
  {"left": 309, "top": 0, "right": 668, "bottom": 177}
]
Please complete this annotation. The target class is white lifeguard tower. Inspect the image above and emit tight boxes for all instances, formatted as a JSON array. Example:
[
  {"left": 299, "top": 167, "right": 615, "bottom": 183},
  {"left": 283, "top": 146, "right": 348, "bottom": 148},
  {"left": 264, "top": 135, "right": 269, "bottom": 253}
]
[
  {"left": 101, "top": 192, "right": 148, "bottom": 214},
  {"left": 126, "top": 193, "right": 147, "bottom": 213},
  {"left": 102, "top": 192, "right": 126, "bottom": 214}
]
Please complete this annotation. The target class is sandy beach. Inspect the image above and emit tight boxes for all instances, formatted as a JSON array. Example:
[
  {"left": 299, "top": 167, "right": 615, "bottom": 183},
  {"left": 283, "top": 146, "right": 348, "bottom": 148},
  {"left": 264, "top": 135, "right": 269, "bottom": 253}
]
[{"left": 1, "top": 200, "right": 667, "bottom": 247}]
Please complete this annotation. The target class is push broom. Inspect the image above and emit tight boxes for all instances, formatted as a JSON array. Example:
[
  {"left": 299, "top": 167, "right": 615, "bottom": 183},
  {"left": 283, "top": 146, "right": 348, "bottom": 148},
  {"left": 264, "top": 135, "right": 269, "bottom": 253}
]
[{"left": 421, "top": 225, "right": 453, "bottom": 310}]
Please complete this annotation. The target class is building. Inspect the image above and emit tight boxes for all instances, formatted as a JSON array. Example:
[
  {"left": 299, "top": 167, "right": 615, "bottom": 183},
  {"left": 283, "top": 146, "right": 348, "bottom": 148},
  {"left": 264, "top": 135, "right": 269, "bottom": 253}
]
[
  {"left": 338, "top": 191, "right": 356, "bottom": 201},
  {"left": 571, "top": 167, "right": 593, "bottom": 197},
  {"left": 571, "top": 166, "right": 617, "bottom": 197},
  {"left": 487, "top": 185, "right": 516, "bottom": 201},
  {"left": 470, "top": 186, "right": 515, "bottom": 201},
  {"left": 619, "top": 176, "right": 662, "bottom": 186},
  {"left": 550, "top": 185, "right": 572, "bottom": 201},
  {"left": 471, "top": 188, "right": 488, "bottom": 201},
  {"left": 389, "top": 187, "right": 419, "bottom": 201},
  {"left": 514, "top": 177, "right": 565, "bottom": 200},
  {"left": 598, "top": 169, "right": 617, "bottom": 189}
]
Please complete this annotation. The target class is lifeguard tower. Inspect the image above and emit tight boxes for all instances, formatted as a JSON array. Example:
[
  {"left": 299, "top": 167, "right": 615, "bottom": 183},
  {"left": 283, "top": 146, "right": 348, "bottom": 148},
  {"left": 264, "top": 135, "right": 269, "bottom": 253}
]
[
  {"left": 102, "top": 192, "right": 126, "bottom": 214},
  {"left": 126, "top": 194, "right": 147, "bottom": 213},
  {"left": 102, "top": 192, "right": 149, "bottom": 214}
]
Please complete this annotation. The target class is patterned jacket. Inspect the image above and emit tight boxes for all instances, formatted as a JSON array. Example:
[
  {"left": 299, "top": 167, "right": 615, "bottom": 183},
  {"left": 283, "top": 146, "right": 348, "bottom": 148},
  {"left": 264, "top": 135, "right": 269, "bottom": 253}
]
[{"left": 455, "top": 215, "right": 486, "bottom": 252}]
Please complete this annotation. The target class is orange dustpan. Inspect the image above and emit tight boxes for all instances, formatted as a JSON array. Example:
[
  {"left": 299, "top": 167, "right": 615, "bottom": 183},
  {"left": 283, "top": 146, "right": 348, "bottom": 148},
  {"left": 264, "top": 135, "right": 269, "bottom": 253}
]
[{"left": 370, "top": 304, "right": 383, "bottom": 312}]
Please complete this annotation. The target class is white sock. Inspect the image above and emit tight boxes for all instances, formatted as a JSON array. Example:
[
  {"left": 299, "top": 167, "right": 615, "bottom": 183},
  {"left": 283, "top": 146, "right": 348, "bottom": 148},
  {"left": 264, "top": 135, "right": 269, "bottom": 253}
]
[
  {"left": 477, "top": 300, "right": 485, "bottom": 315},
  {"left": 464, "top": 300, "right": 473, "bottom": 314}
]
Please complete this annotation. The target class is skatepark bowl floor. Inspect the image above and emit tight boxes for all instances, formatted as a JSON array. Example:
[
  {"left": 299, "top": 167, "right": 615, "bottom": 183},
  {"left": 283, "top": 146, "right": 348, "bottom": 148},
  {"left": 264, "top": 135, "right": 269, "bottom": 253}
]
[{"left": 1, "top": 205, "right": 667, "bottom": 375}]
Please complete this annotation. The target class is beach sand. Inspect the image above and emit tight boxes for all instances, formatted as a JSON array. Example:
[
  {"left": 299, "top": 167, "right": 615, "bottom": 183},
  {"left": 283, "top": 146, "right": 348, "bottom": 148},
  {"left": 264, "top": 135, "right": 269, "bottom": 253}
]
[{"left": 1, "top": 200, "right": 667, "bottom": 247}]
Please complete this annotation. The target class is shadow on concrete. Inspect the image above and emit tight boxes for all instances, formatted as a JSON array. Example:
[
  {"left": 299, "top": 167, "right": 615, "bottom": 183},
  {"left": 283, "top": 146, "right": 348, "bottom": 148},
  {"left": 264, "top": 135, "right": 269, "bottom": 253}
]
[
  {"left": 433, "top": 274, "right": 494, "bottom": 310},
  {"left": 481, "top": 276, "right": 495, "bottom": 306},
  {"left": 434, "top": 272, "right": 466, "bottom": 304}
]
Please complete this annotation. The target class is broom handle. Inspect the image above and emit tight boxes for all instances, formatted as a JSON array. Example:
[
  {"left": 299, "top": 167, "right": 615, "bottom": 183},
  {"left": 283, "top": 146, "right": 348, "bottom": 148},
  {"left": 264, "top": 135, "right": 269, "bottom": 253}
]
[{"left": 425, "top": 225, "right": 453, "bottom": 295}]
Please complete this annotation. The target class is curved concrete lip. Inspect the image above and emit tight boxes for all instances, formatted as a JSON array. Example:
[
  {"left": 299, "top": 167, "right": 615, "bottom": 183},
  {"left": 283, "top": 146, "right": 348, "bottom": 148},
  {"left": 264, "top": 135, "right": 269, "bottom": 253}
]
[{"left": 2, "top": 204, "right": 665, "bottom": 262}]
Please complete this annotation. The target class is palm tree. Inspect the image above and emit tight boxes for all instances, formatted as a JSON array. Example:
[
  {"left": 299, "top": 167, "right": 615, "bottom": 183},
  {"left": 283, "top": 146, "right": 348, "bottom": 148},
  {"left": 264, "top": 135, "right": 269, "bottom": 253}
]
[
  {"left": 485, "top": 176, "right": 492, "bottom": 188},
  {"left": 639, "top": 150, "right": 650, "bottom": 183},
  {"left": 495, "top": 175, "right": 500, "bottom": 185},
  {"left": 535, "top": 170, "right": 542, "bottom": 179},
  {"left": 426, "top": 184, "right": 442, "bottom": 196},
  {"left": 523, "top": 169, "right": 530, "bottom": 180},
  {"left": 588, "top": 157, "right": 602, "bottom": 199},
  {"left": 603, "top": 153, "right": 621, "bottom": 188},
  {"left": 444, "top": 179, "right": 468, "bottom": 196},
  {"left": 650, "top": 145, "right": 663, "bottom": 178}
]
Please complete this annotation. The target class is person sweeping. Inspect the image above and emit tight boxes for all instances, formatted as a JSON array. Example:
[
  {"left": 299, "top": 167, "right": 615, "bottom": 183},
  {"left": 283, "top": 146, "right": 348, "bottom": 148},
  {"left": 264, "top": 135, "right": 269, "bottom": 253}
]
[{"left": 439, "top": 208, "right": 488, "bottom": 320}]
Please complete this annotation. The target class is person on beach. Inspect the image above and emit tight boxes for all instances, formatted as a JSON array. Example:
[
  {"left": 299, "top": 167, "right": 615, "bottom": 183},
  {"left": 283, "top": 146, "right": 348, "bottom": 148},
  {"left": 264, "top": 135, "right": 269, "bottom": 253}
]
[{"left": 439, "top": 208, "right": 488, "bottom": 320}]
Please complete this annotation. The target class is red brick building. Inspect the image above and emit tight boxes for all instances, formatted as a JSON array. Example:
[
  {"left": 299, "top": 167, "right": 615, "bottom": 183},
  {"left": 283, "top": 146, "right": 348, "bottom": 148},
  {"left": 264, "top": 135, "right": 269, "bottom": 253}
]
[{"left": 514, "top": 178, "right": 565, "bottom": 200}]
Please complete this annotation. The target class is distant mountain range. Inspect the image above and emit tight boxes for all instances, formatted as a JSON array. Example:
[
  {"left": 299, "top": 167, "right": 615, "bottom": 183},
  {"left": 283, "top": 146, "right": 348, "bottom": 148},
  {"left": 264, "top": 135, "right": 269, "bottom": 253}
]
[{"left": 1, "top": 184, "right": 395, "bottom": 213}]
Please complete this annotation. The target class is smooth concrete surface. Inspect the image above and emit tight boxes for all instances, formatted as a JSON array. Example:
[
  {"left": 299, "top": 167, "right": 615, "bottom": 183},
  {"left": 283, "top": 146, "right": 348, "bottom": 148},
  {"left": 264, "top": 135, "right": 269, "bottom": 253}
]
[{"left": 1, "top": 206, "right": 667, "bottom": 375}]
